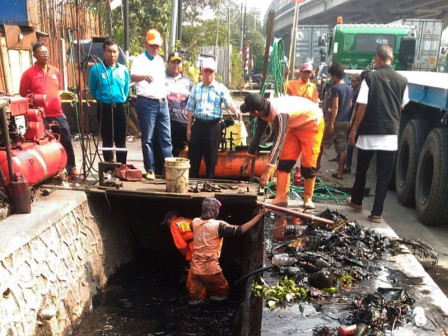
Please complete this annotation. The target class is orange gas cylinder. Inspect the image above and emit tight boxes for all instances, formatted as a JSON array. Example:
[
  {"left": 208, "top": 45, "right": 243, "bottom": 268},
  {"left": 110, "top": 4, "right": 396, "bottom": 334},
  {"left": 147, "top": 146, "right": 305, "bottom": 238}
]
[
  {"left": 0, "top": 140, "right": 67, "bottom": 186},
  {"left": 199, "top": 151, "right": 270, "bottom": 179}
]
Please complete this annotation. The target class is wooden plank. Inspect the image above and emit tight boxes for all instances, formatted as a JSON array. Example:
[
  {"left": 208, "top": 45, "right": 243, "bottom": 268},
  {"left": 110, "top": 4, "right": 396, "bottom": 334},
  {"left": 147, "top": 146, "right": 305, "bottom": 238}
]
[{"left": 0, "top": 37, "right": 13, "bottom": 94}]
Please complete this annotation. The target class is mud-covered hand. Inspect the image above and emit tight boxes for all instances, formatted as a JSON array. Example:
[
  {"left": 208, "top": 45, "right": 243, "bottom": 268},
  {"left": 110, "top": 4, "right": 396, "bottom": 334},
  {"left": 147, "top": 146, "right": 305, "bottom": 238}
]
[
  {"left": 240, "top": 156, "right": 252, "bottom": 175},
  {"left": 260, "top": 166, "right": 275, "bottom": 189}
]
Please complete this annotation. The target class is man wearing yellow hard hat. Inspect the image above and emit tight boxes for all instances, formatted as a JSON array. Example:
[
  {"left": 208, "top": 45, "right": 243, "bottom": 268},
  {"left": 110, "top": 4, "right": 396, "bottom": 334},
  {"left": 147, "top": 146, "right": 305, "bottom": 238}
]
[{"left": 130, "top": 29, "right": 173, "bottom": 180}]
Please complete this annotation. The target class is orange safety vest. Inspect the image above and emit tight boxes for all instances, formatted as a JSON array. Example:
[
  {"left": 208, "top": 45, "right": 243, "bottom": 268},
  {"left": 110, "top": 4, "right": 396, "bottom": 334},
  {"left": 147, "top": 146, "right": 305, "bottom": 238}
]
[{"left": 170, "top": 217, "right": 194, "bottom": 261}]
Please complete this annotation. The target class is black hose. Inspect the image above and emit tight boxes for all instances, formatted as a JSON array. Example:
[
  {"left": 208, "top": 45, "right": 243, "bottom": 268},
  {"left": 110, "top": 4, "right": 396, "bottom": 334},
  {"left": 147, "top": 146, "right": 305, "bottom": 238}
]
[{"left": 233, "top": 265, "right": 273, "bottom": 285}]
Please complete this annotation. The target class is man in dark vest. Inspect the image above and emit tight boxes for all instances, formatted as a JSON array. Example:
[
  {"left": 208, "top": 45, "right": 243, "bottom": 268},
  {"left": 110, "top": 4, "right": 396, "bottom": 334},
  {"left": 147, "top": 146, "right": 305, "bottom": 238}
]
[{"left": 346, "top": 44, "right": 409, "bottom": 223}]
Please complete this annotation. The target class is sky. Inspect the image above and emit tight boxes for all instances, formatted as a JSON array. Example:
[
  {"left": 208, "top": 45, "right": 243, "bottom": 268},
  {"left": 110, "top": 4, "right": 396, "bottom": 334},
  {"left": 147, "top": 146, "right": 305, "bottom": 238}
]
[{"left": 243, "top": 0, "right": 271, "bottom": 18}]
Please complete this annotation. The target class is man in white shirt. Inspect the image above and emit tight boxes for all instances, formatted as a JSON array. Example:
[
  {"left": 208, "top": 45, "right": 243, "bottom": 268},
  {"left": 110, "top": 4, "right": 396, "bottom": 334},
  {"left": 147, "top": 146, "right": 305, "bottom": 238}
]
[
  {"left": 131, "top": 29, "right": 173, "bottom": 180},
  {"left": 346, "top": 44, "right": 409, "bottom": 223}
]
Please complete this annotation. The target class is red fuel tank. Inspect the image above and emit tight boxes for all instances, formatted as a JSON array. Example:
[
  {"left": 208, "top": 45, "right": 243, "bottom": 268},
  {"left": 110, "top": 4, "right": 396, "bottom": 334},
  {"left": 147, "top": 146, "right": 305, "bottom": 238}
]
[{"left": 0, "top": 140, "right": 67, "bottom": 186}]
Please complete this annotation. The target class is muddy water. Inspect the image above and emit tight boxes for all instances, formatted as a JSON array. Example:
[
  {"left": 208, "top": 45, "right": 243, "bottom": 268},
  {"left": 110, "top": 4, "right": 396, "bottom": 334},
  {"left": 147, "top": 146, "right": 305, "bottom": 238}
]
[{"left": 72, "top": 251, "right": 239, "bottom": 336}]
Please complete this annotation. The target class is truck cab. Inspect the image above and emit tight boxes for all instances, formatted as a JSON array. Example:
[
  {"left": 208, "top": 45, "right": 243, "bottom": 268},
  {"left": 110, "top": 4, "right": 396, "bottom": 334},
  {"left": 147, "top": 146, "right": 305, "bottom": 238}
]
[{"left": 327, "top": 23, "right": 416, "bottom": 70}]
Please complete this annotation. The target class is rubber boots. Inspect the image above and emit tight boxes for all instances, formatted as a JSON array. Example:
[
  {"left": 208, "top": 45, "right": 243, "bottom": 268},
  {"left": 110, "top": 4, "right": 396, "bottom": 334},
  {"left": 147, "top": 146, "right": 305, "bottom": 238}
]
[
  {"left": 303, "top": 178, "right": 316, "bottom": 209},
  {"left": 272, "top": 171, "right": 290, "bottom": 206}
]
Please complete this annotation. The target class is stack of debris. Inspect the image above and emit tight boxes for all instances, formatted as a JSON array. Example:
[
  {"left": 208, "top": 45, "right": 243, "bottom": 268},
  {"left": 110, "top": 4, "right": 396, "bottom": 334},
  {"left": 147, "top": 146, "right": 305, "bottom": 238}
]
[{"left": 254, "top": 209, "right": 436, "bottom": 335}]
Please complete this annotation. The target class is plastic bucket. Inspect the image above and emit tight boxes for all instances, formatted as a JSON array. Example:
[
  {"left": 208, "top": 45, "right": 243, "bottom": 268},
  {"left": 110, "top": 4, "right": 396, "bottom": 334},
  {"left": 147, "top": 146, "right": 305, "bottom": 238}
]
[{"left": 164, "top": 157, "right": 190, "bottom": 193}]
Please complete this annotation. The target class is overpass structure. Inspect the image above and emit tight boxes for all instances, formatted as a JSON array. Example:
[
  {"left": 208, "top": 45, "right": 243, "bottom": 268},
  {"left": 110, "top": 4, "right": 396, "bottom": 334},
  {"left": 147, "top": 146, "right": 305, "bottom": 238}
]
[{"left": 267, "top": 0, "right": 448, "bottom": 59}]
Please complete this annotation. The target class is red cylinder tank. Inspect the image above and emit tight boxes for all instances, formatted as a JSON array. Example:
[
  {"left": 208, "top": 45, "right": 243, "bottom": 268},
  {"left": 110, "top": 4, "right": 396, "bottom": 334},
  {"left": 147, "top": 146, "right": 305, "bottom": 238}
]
[
  {"left": 0, "top": 140, "right": 67, "bottom": 186},
  {"left": 199, "top": 151, "right": 270, "bottom": 179}
]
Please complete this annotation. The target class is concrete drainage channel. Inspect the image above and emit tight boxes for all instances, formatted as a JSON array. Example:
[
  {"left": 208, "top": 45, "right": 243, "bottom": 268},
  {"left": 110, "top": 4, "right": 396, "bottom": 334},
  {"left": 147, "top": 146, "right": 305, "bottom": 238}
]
[
  {"left": 0, "top": 189, "right": 263, "bottom": 335},
  {"left": 73, "top": 192, "right": 264, "bottom": 335}
]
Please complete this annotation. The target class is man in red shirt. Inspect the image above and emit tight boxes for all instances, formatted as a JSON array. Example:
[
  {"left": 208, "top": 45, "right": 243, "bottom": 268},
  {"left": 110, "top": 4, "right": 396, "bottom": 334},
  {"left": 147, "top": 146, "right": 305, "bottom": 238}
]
[{"left": 19, "top": 43, "right": 81, "bottom": 181}]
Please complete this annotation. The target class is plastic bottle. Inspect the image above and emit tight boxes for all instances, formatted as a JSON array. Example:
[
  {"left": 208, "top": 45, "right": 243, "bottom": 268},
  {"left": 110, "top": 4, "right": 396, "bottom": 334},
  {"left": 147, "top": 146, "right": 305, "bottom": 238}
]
[
  {"left": 412, "top": 306, "right": 427, "bottom": 327},
  {"left": 271, "top": 253, "right": 296, "bottom": 266},
  {"left": 293, "top": 167, "right": 302, "bottom": 187},
  {"left": 337, "top": 324, "right": 356, "bottom": 336}
]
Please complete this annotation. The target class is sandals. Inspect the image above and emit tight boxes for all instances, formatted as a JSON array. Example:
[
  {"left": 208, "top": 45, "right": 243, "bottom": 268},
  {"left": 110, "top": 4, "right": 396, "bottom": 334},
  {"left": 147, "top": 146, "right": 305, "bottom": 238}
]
[
  {"left": 368, "top": 215, "right": 382, "bottom": 223},
  {"left": 331, "top": 172, "right": 343, "bottom": 180},
  {"left": 346, "top": 197, "right": 363, "bottom": 212}
]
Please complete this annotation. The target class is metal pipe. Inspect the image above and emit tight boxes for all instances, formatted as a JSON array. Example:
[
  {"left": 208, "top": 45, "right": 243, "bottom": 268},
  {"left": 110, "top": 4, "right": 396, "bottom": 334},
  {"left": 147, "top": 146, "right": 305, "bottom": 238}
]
[
  {"left": 0, "top": 102, "right": 14, "bottom": 182},
  {"left": 256, "top": 201, "right": 335, "bottom": 225}
]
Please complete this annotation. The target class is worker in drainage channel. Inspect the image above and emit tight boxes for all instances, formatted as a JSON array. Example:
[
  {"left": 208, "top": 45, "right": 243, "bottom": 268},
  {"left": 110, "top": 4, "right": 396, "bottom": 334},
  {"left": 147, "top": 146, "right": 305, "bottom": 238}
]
[
  {"left": 160, "top": 210, "right": 194, "bottom": 265},
  {"left": 240, "top": 94, "right": 324, "bottom": 209},
  {"left": 187, "top": 197, "right": 267, "bottom": 305}
]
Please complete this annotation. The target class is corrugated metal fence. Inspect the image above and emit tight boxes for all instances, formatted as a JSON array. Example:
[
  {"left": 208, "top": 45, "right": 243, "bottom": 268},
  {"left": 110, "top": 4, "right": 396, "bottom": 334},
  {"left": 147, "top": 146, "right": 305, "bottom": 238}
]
[{"left": 199, "top": 45, "right": 233, "bottom": 86}]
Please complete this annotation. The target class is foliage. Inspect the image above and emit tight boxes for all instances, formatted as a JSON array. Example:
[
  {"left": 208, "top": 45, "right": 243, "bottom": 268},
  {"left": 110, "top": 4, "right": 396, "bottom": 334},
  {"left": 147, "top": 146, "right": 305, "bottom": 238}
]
[
  {"left": 182, "top": 60, "right": 201, "bottom": 84},
  {"left": 230, "top": 50, "right": 245, "bottom": 89},
  {"left": 251, "top": 277, "right": 309, "bottom": 309}
]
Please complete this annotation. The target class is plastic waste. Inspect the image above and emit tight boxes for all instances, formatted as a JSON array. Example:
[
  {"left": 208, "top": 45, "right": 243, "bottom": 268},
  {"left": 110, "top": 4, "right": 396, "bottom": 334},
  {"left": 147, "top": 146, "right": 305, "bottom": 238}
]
[
  {"left": 412, "top": 306, "right": 427, "bottom": 327},
  {"left": 271, "top": 253, "right": 296, "bottom": 266}
]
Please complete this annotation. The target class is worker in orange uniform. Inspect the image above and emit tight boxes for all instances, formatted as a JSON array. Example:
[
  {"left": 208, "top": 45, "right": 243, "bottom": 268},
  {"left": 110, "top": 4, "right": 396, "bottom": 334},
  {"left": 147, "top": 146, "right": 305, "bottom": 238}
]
[
  {"left": 160, "top": 210, "right": 194, "bottom": 262},
  {"left": 187, "top": 197, "right": 267, "bottom": 305},
  {"left": 286, "top": 62, "right": 318, "bottom": 103},
  {"left": 240, "top": 93, "right": 324, "bottom": 209}
]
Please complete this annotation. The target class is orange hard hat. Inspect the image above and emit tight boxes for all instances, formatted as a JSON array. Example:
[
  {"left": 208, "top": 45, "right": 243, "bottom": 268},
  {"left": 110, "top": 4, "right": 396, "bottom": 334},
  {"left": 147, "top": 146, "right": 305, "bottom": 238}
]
[{"left": 146, "top": 29, "right": 163, "bottom": 46}]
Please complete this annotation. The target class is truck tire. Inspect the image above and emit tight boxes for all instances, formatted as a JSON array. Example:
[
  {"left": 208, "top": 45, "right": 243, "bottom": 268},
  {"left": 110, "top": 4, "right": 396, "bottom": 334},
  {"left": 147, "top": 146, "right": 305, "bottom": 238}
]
[
  {"left": 395, "top": 119, "right": 431, "bottom": 205},
  {"left": 415, "top": 128, "right": 448, "bottom": 226}
]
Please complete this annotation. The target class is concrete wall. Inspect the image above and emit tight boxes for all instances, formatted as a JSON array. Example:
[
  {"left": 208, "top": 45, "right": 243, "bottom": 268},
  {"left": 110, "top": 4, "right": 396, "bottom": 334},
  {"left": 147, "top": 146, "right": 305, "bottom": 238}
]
[{"left": 0, "top": 190, "right": 134, "bottom": 335}]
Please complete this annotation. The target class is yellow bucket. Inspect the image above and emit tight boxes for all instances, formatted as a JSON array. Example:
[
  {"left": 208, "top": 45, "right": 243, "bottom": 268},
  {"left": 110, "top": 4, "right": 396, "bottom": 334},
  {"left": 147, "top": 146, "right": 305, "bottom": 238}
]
[{"left": 164, "top": 157, "right": 190, "bottom": 193}]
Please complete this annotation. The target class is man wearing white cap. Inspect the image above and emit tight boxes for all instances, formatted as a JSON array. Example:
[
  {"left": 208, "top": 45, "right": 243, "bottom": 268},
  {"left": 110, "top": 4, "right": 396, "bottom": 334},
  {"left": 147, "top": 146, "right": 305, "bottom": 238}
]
[
  {"left": 131, "top": 29, "right": 172, "bottom": 180},
  {"left": 186, "top": 58, "right": 241, "bottom": 178},
  {"left": 286, "top": 62, "right": 318, "bottom": 103}
]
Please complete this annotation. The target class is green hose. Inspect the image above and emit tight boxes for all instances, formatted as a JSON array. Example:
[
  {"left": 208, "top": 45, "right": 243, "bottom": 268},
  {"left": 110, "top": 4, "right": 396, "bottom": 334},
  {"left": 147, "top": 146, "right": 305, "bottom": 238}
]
[
  {"left": 253, "top": 37, "right": 288, "bottom": 149},
  {"left": 266, "top": 177, "right": 351, "bottom": 205}
]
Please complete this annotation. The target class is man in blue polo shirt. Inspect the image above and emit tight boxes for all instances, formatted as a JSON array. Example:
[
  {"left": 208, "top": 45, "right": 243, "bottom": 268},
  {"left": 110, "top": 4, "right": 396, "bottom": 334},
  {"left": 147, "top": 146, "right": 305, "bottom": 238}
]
[{"left": 89, "top": 38, "right": 130, "bottom": 164}]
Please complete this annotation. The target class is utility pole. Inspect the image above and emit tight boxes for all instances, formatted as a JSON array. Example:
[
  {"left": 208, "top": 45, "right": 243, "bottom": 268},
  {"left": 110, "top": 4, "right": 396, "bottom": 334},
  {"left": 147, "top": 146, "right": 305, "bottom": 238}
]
[
  {"left": 177, "top": 0, "right": 182, "bottom": 42},
  {"left": 169, "top": 0, "right": 178, "bottom": 52},
  {"left": 107, "top": 0, "right": 112, "bottom": 37},
  {"left": 123, "top": 0, "right": 129, "bottom": 63},
  {"left": 288, "top": 0, "right": 299, "bottom": 79},
  {"left": 227, "top": 1, "right": 231, "bottom": 87}
]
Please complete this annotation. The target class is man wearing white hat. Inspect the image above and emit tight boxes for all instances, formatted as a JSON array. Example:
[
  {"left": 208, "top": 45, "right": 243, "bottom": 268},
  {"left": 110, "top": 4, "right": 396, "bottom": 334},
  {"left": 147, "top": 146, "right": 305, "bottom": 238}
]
[
  {"left": 131, "top": 29, "right": 173, "bottom": 180},
  {"left": 186, "top": 58, "right": 241, "bottom": 178}
]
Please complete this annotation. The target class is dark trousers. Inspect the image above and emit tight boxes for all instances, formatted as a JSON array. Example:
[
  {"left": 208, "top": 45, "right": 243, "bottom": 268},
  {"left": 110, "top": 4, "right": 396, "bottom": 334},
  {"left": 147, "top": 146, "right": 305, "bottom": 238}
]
[
  {"left": 154, "top": 120, "right": 188, "bottom": 175},
  {"left": 97, "top": 102, "right": 127, "bottom": 164},
  {"left": 44, "top": 115, "right": 76, "bottom": 171},
  {"left": 171, "top": 120, "right": 188, "bottom": 157},
  {"left": 188, "top": 118, "right": 221, "bottom": 178},
  {"left": 351, "top": 148, "right": 396, "bottom": 216}
]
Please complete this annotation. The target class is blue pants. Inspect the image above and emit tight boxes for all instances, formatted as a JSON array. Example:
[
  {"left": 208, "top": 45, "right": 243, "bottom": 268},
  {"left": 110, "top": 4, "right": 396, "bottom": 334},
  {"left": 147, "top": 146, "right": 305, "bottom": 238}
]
[
  {"left": 44, "top": 115, "right": 76, "bottom": 172},
  {"left": 351, "top": 149, "right": 396, "bottom": 217},
  {"left": 135, "top": 96, "right": 173, "bottom": 173}
]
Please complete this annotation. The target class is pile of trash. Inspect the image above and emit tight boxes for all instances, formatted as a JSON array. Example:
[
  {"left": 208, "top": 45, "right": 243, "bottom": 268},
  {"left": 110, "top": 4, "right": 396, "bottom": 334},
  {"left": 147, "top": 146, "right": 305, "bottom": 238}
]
[{"left": 254, "top": 208, "right": 434, "bottom": 335}]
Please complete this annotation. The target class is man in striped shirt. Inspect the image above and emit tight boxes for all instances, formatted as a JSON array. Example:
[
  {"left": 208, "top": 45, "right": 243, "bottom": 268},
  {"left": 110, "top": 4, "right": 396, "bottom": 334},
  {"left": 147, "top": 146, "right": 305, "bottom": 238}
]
[
  {"left": 240, "top": 93, "right": 324, "bottom": 209},
  {"left": 186, "top": 58, "right": 240, "bottom": 178}
]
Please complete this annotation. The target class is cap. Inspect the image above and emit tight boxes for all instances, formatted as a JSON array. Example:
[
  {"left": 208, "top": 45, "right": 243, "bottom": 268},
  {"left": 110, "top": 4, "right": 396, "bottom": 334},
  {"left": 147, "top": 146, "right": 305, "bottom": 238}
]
[
  {"left": 202, "top": 58, "right": 216, "bottom": 72},
  {"left": 240, "top": 93, "right": 270, "bottom": 117},
  {"left": 160, "top": 210, "right": 179, "bottom": 226},
  {"left": 300, "top": 62, "right": 313, "bottom": 72},
  {"left": 351, "top": 73, "right": 361, "bottom": 81},
  {"left": 146, "top": 29, "right": 163, "bottom": 46},
  {"left": 168, "top": 52, "right": 182, "bottom": 62}
]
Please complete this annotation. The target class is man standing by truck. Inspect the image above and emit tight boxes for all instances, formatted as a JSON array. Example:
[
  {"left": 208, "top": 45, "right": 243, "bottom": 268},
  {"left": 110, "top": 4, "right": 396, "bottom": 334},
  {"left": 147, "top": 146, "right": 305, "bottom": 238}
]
[
  {"left": 346, "top": 44, "right": 409, "bottom": 223},
  {"left": 286, "top": 62, "right": 318, "bottom": 103}
]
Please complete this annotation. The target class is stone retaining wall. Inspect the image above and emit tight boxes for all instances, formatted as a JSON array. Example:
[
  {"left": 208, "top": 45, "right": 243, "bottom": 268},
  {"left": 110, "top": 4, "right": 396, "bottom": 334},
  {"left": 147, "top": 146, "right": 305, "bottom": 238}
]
[{"left": 0, "top": 191, "right": 133, "bottom": 335}]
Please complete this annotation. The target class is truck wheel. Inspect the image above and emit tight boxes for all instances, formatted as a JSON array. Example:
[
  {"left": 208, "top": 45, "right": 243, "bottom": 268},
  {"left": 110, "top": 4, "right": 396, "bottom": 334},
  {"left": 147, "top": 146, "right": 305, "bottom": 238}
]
[
  {"left": 395, "top": 119, "right": 430, "bottom": 205},
  {"left": 415, "top": 128, "right": 448, "bottom": 226}
]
